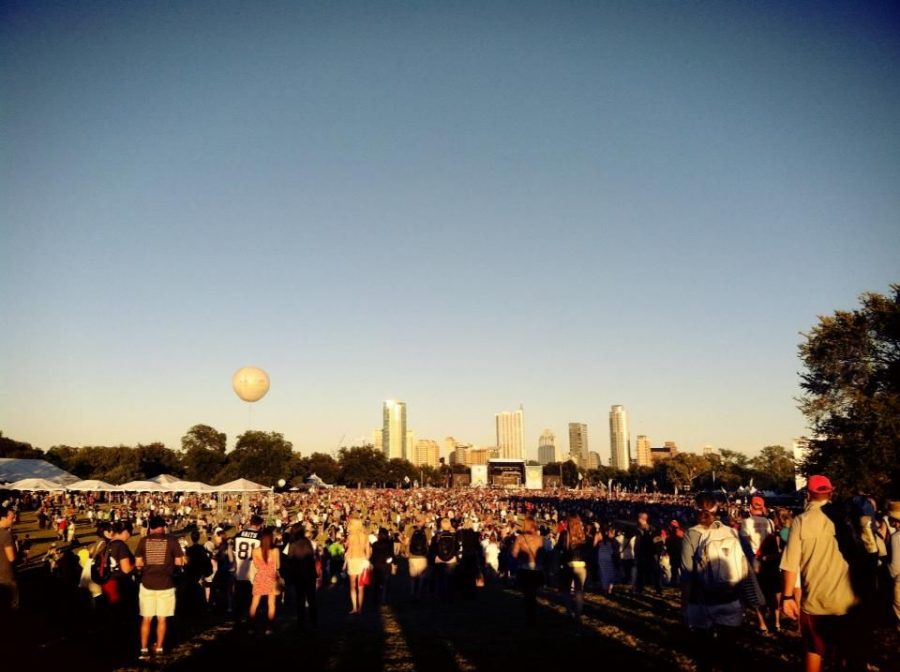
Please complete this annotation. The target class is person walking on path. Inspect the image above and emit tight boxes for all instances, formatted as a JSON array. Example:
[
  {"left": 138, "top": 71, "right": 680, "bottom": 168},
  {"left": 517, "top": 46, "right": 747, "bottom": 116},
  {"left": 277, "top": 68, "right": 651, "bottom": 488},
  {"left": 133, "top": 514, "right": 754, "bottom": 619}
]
[
  {"left": 780, "top": 476, "right": 857, "bottom": 672},
  {"left": 681, "top": 494, "right": 745, "bottom": 672},
  {"left": 285, "top": 523, "right": 318, "bottom": 628},
  {"left": 556, "top": 513, "right": 589, "bottom": 624},
  {"left": 344, "top": 517, "right": 371, "bottom": 614},
  {"left": 511, "top": 515, "right": 545, "bottom": 625},
  {"left": 249, "top": 527, "right": 280, "bottom": 635}
]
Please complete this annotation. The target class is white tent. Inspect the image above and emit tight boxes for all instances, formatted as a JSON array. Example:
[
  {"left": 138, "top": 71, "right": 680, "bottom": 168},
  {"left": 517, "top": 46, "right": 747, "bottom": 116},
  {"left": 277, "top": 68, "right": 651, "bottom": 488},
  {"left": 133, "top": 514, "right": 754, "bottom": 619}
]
[
  {"left": 148, "top": 474, "right": 184, "bottom": 486},
  {"left": 117, "top": 480, "right": 170, "bottom": 492},
  {"left": 0, "top": 458, "right": 78, "bottom": 485},
  {"left": 160, "top": 479, "right": 215, "bottom": 492},
  {"left": 66, "top": 479, "right": 120, "bottom": 492},
  {"left": 7, "top": 477, "right": 68, "bottom": 491},
  {"left": 214, "top": 478, "right": 270, "bottom": 492}
]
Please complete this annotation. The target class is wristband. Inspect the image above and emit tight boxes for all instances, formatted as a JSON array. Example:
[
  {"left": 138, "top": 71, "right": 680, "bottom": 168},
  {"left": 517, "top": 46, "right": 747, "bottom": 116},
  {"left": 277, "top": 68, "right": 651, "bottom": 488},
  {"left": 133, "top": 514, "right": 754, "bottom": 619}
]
[{"left": 782, "top": 595, "right": 795, "bottom": 601}]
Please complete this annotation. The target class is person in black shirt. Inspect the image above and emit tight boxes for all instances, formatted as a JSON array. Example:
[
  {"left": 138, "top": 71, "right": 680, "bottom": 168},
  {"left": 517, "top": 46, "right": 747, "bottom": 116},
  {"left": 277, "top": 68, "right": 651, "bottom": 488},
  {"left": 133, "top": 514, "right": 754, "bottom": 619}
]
[
  {"left": 285, "top": 523, "right": 318, "bottom": 627},
  {"left": 370, "top": 527, "right": 394, "bottom": 605},
  {"left": 106, "top": 521, "right": 137, "bottom": 658},
  {"left": 183, "top": 530, "right": 212, "bottom": 614}
]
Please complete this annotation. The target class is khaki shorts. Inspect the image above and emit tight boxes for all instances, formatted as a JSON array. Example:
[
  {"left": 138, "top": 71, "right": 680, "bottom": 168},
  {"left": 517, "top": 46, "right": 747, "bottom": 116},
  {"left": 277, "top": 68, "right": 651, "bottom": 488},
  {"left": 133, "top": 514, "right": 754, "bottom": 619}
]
[
  {"left": 139, "top": 585, "right": 176, "bottom": 618},
  {"left": 408, "top": 557, "right": 428, "bottom": 578}
]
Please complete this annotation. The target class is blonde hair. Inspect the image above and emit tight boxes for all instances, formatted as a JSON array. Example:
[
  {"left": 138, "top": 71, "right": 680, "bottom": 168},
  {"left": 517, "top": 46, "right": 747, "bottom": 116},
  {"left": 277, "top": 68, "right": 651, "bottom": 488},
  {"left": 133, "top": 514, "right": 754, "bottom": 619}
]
[{"left": 348, "top": 517, "right": 364, "bottom": 535}]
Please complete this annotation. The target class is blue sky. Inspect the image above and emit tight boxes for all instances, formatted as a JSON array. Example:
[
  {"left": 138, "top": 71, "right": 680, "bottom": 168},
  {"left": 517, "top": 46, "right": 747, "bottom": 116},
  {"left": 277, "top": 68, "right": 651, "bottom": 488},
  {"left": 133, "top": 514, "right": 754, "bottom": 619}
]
[{"left": 2, "top": 1, "right": 898, "bottom": 461}]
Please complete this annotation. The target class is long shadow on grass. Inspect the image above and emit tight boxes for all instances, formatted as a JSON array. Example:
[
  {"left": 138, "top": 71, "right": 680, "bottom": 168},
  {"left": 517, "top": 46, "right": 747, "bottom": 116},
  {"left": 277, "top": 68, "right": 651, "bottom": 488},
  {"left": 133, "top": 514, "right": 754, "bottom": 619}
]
[
  {"left": 544, "top": 588, "right": 800, "bottom": 672},
  {"left": 387, "top": 581, "right": 683, "bottom": 672},
  {"left": 165, "top": 584, "right": 388, "bottom": 672}
]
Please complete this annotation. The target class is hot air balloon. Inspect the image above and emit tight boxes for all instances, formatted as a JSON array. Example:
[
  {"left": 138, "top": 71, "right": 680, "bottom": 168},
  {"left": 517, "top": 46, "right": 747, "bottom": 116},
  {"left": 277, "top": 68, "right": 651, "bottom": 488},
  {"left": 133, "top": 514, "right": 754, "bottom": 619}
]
[{"left": 232, "top": 367, "right": 270, "bottom": 402}]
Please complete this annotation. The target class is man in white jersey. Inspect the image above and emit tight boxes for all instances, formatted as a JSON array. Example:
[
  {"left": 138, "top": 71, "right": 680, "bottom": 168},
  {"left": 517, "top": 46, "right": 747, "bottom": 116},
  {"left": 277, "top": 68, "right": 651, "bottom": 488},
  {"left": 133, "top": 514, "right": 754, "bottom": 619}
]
[{"left": 232, "top": 514, "right": 263, "bottom": 625}]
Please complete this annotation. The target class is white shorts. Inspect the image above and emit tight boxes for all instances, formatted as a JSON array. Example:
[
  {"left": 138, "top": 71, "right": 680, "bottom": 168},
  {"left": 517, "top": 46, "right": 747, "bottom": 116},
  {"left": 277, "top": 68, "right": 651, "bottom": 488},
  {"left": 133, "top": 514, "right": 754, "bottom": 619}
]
[
  {"left": 408, "top": 557, "right": 428, "bottom": 578},
  {"left": 347, "top": 558, "right": 369, "bottom": 577},
  {"left": 139, "top": 585, "right": 176, "bottom": 618}
]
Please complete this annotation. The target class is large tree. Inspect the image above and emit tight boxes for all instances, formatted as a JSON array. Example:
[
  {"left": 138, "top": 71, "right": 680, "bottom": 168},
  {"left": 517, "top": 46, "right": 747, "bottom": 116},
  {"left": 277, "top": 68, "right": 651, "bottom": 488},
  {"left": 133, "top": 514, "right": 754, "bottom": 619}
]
[
  {"left": 337, "top": 445, "right": 387, "bottom": 487},
  {"left": 293, "top": 452, "right": 340, "bottom": 485},
  {"left": 749, "top": 445, "right": 795, "bottom": 492},
  {"left": 180, "top": 424, "right": 227, "bottom": 482},
  {"left": 0, "top": 432, "right": 44, "bottom": 459},
  {"left": 217, "top": 431, "right": 293, "bottom": 486},
  {"left": 798, "top": 285, "right": 900, "bottom": 499},
  {"left": 663, "top": 453, "right": 710, "bottom": 492}
]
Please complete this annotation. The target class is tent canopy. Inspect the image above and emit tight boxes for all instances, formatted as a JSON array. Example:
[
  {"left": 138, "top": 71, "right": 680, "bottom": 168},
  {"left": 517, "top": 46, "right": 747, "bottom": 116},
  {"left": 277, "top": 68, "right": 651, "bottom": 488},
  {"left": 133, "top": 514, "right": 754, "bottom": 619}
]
[
  {"left": 6, "top": 477, "right": 68, "bottom": 491},
  {"left": 66, "top": 479, "right": 119, "bottom": 492},
  {"left": 215, "top": 478, "right": 269, "bottom": 492},
  {"left": 162, "top": 479, "right": 215, "bottom": 492},
  {"left": 148, "top": 474, "right": 184, "bottom": 486},
  {"left": 117, "top": 480, "right": 170, "bottom": 492},
  {"left": 0, "top": 458, "right": 78, "bottom": 485}
]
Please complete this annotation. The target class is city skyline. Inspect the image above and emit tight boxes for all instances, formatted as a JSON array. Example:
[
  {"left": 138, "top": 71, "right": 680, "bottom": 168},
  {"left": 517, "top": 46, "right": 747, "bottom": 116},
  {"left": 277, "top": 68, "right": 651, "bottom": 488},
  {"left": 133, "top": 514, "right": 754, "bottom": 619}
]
[{"left": 2, "top": 3, "right": 898, "bottom": 460}]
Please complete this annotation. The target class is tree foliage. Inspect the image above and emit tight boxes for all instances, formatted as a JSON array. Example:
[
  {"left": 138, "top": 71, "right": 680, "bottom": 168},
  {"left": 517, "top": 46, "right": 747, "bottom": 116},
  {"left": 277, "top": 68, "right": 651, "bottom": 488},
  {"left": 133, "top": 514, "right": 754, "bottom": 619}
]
[
  {"left": 0, "top": 432, "right": 44, "bottom": 459},
  {"left": 749, "top": 445, "right": 795, "bottom": 492},
  {"left": 180, "top": 424, "right": 227, "bottom": 482},
  {"left": 338, "top": 446, "right": 387, "bottom": 487},
  {"left": 217, "top": 431, "right": 294, "bottom": 486},
  {"left": 798, "top": 285, "right": 900, "bottom": 499}
]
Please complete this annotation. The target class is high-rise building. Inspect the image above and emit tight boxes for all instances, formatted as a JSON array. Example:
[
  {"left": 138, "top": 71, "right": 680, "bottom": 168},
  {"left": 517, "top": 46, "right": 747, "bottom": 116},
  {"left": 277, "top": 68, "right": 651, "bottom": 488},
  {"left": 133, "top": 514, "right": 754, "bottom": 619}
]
[
  {"left": 568, "top": 423, "right": 589, "bottom": 467},
  {"left": 538, "top": 429, "right": 557, "bottom": 465},
  {"left": 372, "top": 429, "right": 383, "bottom": 453},
  {"left": 702, "top": 444, "right": 716, "bottom": 457},
  {"left": 635, "top": 435, "right": 652, "bottom": 468},
  {"left": 650, "top": 441, "right": 678, "bottom": 462},
  {"left": 609, "top": 405, "right": 631, "bottom": 470},
  {"left": 495, "top": 407, "right": 525, "bottom": 460},
  {"left": 406, "top": 430, "right": 416, "bottom": 461},
  {"left": 413, "top": 439, "right": 440, "bottom": 468},
  {"left": 587, "top": 451, "right": 601, "bottom": 469},
  {"left": 444, "top": 437, "right": 458, "bottom": 461},
  {"left": 382, "top": 400, "right": 407, "bottom": 461},
  {"left": 446, "top": 437, "right": 473, "bottom": 466},
  {"left": 466, "top": 447, "right": 497, "bottom": 465}
]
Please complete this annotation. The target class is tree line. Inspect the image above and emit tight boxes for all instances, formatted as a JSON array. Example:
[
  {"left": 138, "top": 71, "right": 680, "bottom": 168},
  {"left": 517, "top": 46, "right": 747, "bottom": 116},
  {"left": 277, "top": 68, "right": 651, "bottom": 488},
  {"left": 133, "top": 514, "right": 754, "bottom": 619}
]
[
  {"left": 0, "top": 426, "right": 445, "bottom": 488},
  {"left": 1, "top": 425, "right": 795, "bottom": 492}
]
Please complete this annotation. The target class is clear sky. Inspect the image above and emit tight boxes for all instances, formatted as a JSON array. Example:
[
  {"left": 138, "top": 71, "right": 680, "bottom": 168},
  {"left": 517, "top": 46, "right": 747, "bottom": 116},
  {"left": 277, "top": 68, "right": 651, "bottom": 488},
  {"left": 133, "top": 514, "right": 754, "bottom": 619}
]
[{"left": 2, "top": 1, "right": 898, "bottom": 462}]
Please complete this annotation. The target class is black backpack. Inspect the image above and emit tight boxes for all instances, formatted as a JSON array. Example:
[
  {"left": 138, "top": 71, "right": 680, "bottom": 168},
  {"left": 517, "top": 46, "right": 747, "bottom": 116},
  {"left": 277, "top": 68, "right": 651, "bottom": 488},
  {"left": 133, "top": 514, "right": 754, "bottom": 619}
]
[
  {"left": 436, "top": 532, "right": 457, "bottom": 563},
  {"left": 91, "top": 541, "right": 112, "bottom": 585},
  {"left": 409, "top": 529, "right": 428, "bottom": 557}
]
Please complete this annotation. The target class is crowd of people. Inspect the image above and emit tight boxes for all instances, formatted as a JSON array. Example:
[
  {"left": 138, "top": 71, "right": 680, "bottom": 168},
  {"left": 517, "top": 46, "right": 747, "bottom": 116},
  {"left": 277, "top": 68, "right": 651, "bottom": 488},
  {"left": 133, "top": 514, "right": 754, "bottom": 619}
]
[{"left": 0, "top": 478, "right": 898, "bottom": 670}]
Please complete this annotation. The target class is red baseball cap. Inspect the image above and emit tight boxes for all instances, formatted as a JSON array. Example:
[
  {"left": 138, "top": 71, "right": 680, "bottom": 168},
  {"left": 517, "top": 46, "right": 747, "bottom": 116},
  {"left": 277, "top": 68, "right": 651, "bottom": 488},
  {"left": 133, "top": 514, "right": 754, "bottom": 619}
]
[
  {"left": 807, "top": 475, "right": 833, "bottom": 494},
  {"left": 750, "top": 495, "right": 765, "bottom": 510}
]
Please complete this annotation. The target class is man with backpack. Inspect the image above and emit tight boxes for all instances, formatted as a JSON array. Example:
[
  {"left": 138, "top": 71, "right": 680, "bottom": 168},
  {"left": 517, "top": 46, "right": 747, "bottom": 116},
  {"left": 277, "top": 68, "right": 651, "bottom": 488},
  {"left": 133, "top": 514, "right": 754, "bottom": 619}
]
[
  {"left": 430, "top": 518, "right": 460, "bottom": 602},
  {"left": 681, "top": 493, "right": 746, "bottom": 672},
  {"left": 407, "top": 517, "right": 430, "bottom": 600}
]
